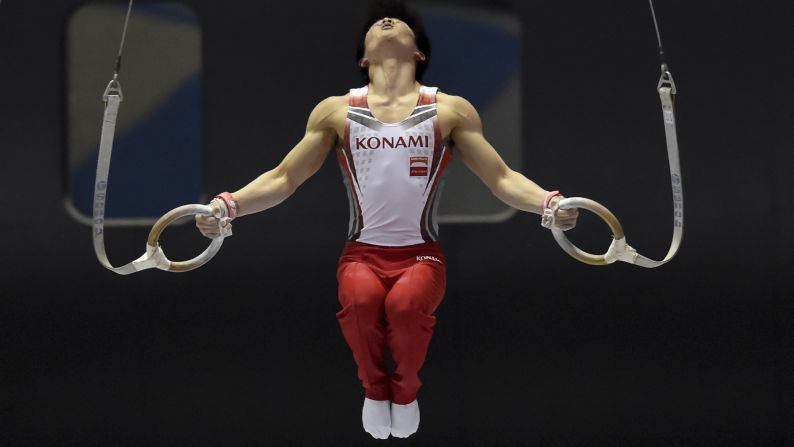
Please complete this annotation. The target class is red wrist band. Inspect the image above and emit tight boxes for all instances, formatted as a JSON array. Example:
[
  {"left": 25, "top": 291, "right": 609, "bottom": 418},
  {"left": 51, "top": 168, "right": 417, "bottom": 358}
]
[
  {"left": 543, "top": 190, "right": 562, "bottom": 209},
  {"left": 215, "top": 192, "right": 239, "bottom": 220}
]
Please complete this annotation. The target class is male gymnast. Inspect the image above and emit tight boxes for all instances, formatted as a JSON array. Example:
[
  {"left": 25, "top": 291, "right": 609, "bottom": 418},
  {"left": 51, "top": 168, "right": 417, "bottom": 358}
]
[{"left": 197, "top": 1, "right": 578, "bottom": 439}]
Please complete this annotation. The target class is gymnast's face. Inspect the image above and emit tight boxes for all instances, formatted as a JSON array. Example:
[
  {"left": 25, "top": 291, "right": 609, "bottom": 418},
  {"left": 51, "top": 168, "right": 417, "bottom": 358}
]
[{"left": 362, "top": 17, "right": 420, "bottom": 58}]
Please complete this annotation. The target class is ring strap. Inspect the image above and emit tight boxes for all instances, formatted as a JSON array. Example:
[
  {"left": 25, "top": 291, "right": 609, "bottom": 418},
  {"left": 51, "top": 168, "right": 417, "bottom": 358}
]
[
  {"left": 91, "top": 85, "right": 142, "bottom": 274},
  {"left": 637, "top": 69, "right": 683, "bottom": 267},
  {"left": 92, "top": 84, "right": 171, "bottom": 275}
]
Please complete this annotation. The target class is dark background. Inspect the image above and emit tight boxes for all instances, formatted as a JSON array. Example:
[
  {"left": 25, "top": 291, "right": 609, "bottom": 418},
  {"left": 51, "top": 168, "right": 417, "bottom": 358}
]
[{"left": 1, "top": 0, "right": 793, "bottom": 445}]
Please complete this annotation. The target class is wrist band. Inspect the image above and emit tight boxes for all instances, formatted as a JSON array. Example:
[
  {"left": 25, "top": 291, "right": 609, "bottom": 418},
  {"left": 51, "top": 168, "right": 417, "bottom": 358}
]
[
  {"left": 543, "top": 190, "right": 562, "bottom": 209},
  {"left": 215, "top": 192, "right": 239, "bottom": 220}
]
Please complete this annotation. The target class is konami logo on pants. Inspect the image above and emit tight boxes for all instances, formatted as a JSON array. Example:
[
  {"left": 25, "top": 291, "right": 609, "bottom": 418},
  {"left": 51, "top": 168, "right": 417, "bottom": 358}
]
[{"left": 410, "top": 156, "right": 429, "bottom": 177}]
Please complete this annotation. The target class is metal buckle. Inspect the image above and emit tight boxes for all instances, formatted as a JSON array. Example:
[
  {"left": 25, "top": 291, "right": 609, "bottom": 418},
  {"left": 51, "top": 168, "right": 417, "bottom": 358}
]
[
  {"left": 657, "top": 64, "right": 676, "bottom": 94},
  {"left": 102, "top": 77, "right": 124, "bottom": 102}
]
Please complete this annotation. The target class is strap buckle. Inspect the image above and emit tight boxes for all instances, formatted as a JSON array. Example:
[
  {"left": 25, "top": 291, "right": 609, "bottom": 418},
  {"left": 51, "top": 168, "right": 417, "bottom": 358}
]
[
  {"left": 657, "top": 64, "right": 676, "bottom": 95},
  {"left": 102, "top": 77, "right": 124, "bottom": 102}
]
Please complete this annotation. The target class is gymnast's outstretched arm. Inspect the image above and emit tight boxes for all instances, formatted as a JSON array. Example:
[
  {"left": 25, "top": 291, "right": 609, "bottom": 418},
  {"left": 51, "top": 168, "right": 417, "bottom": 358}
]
[
  {"left": 195, "top": 95, "right": 346, "bottom": 237},
  {"left": 439, "top": 93, "right": 578, "bottom": 229}
]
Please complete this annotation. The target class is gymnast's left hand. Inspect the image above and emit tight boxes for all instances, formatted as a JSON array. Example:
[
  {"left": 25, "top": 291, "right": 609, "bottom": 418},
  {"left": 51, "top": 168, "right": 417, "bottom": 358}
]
[{"left": 549, "top": 196, "right": 579, "bottom": 231}]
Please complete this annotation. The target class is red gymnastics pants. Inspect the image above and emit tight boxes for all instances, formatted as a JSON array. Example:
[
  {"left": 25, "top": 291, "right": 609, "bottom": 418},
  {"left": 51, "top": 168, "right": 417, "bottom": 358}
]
[{"left": 336, "top": 241, "right": 446, "bottom": 405}]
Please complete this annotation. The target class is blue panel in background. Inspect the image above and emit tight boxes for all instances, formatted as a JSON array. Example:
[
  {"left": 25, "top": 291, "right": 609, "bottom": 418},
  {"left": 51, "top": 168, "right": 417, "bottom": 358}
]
[{"left": 138, "top": 3, "right": 200, "bottom": 25}]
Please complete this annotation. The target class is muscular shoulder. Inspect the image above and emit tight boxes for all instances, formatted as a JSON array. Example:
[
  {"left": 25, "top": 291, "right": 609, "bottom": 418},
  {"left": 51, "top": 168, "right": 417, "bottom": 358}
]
[
  {"left": 307, "top": 94, "right": 349, "bottom": 131},
  {"left": 436, "top": 92, "right": 481, "bottom": 132}
]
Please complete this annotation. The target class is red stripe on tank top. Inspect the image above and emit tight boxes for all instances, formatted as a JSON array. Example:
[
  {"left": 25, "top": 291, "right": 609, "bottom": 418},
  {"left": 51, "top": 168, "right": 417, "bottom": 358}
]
[
  {"left": 338, "top": 125, "right": 364, "bottom": 240},
  {"left": 425, "top": 112, "right": 446, "bottom": 193},
  {"left": 342, "top": 119, "right": 361, "bottom": 187},
  {"left": 417, "top": 87, "right": 435, "bottom": 106},
  {"left": 420, "top": 146, "right": 452, "bottom": 242},
  {"left": 351, "top": 89, "right": 369, "bottom": 108}
]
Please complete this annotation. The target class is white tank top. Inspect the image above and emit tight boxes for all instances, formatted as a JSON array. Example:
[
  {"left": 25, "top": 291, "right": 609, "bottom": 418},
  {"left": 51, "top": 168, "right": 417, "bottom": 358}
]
[{"left": 337, "top": 85, "right": 453, "bottom": 246}]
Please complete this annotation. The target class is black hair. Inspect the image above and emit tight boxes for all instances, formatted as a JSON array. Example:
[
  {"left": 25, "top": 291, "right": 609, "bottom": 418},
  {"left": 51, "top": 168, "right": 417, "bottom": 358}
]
[{"left": 356, "top": 0, "right": 431, "bottom": 83}]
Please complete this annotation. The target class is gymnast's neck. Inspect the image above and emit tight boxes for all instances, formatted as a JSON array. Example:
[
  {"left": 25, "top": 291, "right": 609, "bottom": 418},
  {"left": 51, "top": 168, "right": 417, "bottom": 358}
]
[{"left": 366, "top": 57, "right": 420, "bottom": 100}]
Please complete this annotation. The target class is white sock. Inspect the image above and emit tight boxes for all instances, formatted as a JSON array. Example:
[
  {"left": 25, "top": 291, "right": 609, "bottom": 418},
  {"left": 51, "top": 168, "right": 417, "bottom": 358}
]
[
  {"left": 362, "top": 398, "right": 391, "bottom": 439},
  {"left": 390, "top": 400, "right": 420, "bottom": 438}
]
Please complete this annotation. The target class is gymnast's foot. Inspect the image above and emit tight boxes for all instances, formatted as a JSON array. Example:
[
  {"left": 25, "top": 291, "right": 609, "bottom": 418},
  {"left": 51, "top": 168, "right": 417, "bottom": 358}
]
[
  {"left": 390, "top": 400, "right": 420, "bottom": 438},
  {"left": 362, "top": 398, "right": 391, "bottom": 439}
]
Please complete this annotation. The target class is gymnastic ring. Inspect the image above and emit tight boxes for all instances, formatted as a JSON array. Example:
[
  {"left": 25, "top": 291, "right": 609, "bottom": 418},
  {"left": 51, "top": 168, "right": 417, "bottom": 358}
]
[
  {"left": 145, "top": 204, "right": 226, "bottom": 272},
  {"left": 550, "top": 197, "right": 626, "bottom": 266}
]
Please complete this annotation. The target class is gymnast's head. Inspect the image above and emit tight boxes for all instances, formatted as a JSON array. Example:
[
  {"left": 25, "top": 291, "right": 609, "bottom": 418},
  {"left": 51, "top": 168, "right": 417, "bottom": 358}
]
[{"left": 356, "top": 0, "right": 432, "bottom": 83}]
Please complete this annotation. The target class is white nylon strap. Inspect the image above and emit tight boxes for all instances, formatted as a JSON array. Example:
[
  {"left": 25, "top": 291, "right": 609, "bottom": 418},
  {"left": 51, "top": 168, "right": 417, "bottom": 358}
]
[
  {"left": 545, "top": 70, "right": 683, "bottom": 268},
  {"left": 635, "top": 77, "right": 683, "bottom": 267},
  {"left": 92, "top": 86, "right": 138, "bottom": 274}
]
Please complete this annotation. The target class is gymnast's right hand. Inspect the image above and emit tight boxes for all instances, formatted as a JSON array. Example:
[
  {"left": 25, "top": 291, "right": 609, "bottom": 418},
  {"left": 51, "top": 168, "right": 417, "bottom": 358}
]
[{"left": 195, "top": 199, "right": 229, "bottom": 239}]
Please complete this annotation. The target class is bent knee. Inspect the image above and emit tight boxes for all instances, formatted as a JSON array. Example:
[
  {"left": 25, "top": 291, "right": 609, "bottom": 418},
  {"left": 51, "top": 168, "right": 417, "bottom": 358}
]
[{"left": 384, "top": 294, "right": 427, "bottom": 322}]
